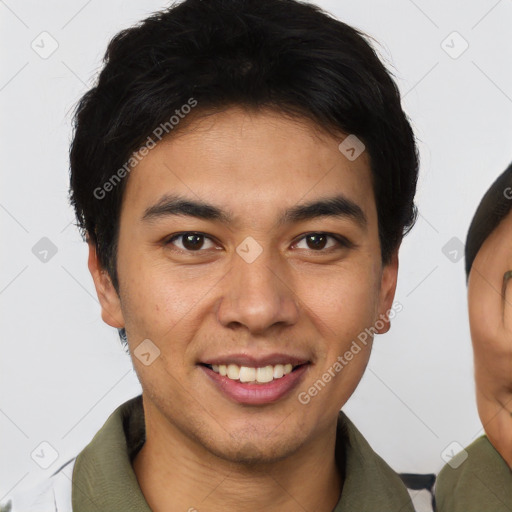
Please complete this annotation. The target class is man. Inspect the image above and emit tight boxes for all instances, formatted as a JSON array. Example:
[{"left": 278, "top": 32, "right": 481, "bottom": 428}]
[
  {"left": 1, "top": 0, "right": 420, "bottom": 510},
  {"left": 435, "top": 163, "right": 512, "bottom": 511}
]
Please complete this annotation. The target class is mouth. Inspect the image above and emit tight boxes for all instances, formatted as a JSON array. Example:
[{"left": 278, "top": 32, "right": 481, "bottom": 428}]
[
  {"left": 200, "top": 362, "right": 306, "bottom": 384},
  {"left": 198, "top": 358, "right": 311, "bottom": 405}
]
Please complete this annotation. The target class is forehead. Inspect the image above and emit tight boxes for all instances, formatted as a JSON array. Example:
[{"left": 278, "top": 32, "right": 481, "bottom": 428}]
[
  {"left": 120, "top": 107, "right": 376, "bottom": 226},
  {"left": 473, "top": 210, "right": 512, "bottom": 262}
]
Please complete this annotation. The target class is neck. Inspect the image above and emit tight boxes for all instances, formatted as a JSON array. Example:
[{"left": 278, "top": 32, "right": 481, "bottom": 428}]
[{"left": 133, "top": 405, "right": 343, "bottom": 512}]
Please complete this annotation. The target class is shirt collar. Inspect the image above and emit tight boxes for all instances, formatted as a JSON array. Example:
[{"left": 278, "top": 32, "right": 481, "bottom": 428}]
[{"left": 72, "top": 395, "right": 413, "bottom": 512}]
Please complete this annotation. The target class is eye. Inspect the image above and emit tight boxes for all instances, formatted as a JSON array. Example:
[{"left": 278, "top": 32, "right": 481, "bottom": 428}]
[
  {"left": 293, "top": 232, "right": 352, "bottom": 252},
  {"left": 165, "top": 232, "right": 217, "bottom": 252},
  {"left": 164, "top": 231, "right": 353, "bottom": 254}
]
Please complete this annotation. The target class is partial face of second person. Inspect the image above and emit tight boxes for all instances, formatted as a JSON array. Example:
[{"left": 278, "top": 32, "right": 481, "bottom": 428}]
[
  {"left": 468, "top": 209, "right": 512, "bottom": 466},
  {"left": 89, "top": 106, "right": 398, "bottom": 465}
]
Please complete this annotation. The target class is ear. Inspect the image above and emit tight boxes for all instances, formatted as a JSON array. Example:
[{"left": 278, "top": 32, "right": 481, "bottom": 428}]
[
  {"left": 87, "top": 238, "right": 125, "bottom": 329},
  {"left": 375, "top": 248, "right": 399, "bottom": 335}
]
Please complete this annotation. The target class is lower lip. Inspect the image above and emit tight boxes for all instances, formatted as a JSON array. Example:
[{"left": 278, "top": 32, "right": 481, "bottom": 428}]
[{"left": 200, "top": 364, "right": 310, "bottom": 405}]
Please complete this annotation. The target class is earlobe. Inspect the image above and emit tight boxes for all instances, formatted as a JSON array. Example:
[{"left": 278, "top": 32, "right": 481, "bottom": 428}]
[
  {"left": 375, "top": 250, "right": 399, "bottom": 335},
  {"left": 87, "top": 238, "right": 125, "bottom": 329}
]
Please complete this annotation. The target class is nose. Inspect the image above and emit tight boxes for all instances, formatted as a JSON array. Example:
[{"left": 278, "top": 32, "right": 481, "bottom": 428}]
[{"left": 216, "top": 242, "right": 300, "bottom": 334}]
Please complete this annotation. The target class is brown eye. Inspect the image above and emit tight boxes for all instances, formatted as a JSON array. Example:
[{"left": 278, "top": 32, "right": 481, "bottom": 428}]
[
  {"left": 305, "top": 233, "right": 329, "bottom": 250},
  {"left": 294, "top": 232, "right": 350, "bottom": 252},
  {"left": 166, "top": 232, "right": 216, "bottom": 252}
]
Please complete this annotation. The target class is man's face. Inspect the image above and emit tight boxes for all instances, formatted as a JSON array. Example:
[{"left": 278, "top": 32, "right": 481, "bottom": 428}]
[
  {"left": 90, "top": 106, "right": 398, "bottom": 464},
  {"left": 467, "top": 209, "right": 512, "bottom": 452}
]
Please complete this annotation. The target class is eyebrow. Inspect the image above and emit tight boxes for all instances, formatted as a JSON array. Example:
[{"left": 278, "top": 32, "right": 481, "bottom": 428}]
[{"left": 142, "top": 193, "right": 367, "bottom": 230}]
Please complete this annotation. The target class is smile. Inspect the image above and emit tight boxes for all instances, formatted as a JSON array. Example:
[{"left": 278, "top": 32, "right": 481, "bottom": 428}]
[
  {"left": 205, "top": 363, "right": 298, "bottom": 383},
  {"left": 199, "top": 361, "right": 310, "bottom": 405}
]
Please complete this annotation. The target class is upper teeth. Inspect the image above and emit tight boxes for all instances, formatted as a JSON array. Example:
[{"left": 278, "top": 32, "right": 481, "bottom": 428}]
[{"left": 211, "top": 363, "right": 295, "bottom": 383}]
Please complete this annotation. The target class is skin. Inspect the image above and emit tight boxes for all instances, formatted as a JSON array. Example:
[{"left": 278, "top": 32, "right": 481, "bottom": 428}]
[
  {"left": 468, "top": 209, "right": 512, "bottom": 469},
  {"left": 88, "top": 106, "right": 399, "bottom": 512}
]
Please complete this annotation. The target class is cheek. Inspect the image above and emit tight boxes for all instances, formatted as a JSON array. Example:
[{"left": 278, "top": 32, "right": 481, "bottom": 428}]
[
  {"left": 302, "top": 266, "right": 380, "bottom": 342},
  {"left": 297, "top": 273, "right": 376, "bottom": 416},
  {"left": 117, "top": 251, "right": 208, "bottom": 343}
]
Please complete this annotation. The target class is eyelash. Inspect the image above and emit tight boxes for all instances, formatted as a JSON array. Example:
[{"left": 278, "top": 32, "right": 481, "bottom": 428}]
[{"left": 163, "top": 232, "right": 353, "bottom": 254}]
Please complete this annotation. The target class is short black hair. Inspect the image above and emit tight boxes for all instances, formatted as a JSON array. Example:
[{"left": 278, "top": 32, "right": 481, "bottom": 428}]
[
  {"left": 68, "top": 0, "right": 419, "bottom": 345},
  {"left": 465, "top": 162, "right": 512, "bottom": 281}
]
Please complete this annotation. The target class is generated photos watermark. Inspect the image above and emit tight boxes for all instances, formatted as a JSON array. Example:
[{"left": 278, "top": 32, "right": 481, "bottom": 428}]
[
  {"left": 298, "top": 301, "right": 403, "bottom": 405},
  {"left": 93, "top": 97, "right": 198, "bottom": 200}
]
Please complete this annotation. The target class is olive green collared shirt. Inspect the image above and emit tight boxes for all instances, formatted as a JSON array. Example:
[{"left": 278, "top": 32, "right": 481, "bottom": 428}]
[
  {"left": 435, "top": 435, "right": 512, "bottom": 511},
  {"left": 68, "top": 394, "right": 413, "bottom": 511}
]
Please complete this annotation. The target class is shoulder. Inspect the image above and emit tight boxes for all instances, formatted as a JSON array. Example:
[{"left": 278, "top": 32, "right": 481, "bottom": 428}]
[
  {"left": 435, "top": 435, "right": 512, "bottom": 512},
  {"left": 0, "top": 458, "right": 75, "bottom": 512},
  {"left": 336, "top": 412, "right": 416, "bottom": 512}
]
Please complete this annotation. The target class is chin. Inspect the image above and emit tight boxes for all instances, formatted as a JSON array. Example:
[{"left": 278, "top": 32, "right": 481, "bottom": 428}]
[{"left": 204, "top": 430, "right": 305, "bottom": 466}]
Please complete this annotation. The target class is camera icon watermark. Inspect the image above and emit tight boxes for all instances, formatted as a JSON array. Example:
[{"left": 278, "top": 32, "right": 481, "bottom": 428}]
[
  {"left": 441, "top": 31, "right": 469, "bottom": 60},
  {"left": 338, "top": 134, "right": 365, "bottom": 161},
  {"left": 441, "top": 236, "right": 464, "bottom": 263},
  {"left": 32, "top": 237, "right": 58, "bottom": 263},
  {"left": 236, "top": 236, "right": 263, "bottom": 264},
  {"left": 31, "top": 31, "right": 59, "bottom": 59},
  {"left": 441, "top": 441, "right": 468, "bottom": 469},
  {"left": 134, "top": 339, "right": 161, "bottom": 366},
  {"left": 31, "top": 441, "right": 59, "bottom": 469}
]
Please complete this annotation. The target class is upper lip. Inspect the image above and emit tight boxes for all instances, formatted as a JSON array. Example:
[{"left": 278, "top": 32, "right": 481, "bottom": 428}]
[{"left": 200, "top": 353, "right": 310, "bottom": 367}]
